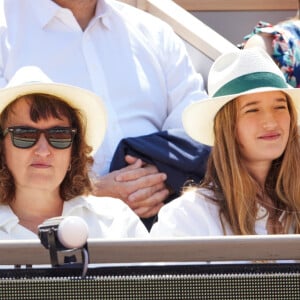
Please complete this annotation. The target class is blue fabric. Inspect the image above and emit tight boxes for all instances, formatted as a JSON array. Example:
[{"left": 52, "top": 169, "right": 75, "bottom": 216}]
[{"left": 110, "top": 129, "right": 211, "bottom": 196}]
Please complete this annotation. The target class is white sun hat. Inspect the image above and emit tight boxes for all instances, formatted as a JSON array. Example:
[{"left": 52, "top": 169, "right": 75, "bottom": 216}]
[
  {"left": 0, "top": 66, "right": 107, "bottom": 154},
  {"left": 182, "top": 47, "right": 300, "bottom": 146}
]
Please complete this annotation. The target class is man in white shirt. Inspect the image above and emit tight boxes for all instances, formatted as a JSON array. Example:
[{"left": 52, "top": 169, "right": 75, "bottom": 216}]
[{"left": 0, "top": 0, "right": 207, "bottom": 226}]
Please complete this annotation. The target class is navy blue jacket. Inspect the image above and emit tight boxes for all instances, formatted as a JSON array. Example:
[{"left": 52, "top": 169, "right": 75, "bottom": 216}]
[{"left": 110, "top": 129, "right": 211, "bottom": 213}]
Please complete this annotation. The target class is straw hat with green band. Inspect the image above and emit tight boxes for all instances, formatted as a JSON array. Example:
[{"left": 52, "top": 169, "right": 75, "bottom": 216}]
[{"left": 182, "top": 47, "right": 300, "bottom": 146}]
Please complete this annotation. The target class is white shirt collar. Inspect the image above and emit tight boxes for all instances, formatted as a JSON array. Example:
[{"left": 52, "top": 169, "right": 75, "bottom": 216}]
[
  {"left": 30, "top": 0, "right": 113, "bottom": 30},
  {"left": 0, "top": 205, "right": 19, "bottom": 234},
  {"left": 62, "top": 196, "right": 93, "bottom": 215},
  {"left": 30, "top": 0, "right": 62, "bottom": 29},
  {"left": 0, "top": 196, "right": 92, "bottom": 235}
]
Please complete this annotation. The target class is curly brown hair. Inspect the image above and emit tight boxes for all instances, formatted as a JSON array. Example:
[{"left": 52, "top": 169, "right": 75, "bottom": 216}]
[{"left": 0, "top": 93, "right": 94, "bottom": 204}]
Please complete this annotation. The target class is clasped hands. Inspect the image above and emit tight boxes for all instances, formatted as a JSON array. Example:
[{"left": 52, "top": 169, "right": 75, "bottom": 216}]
[{"left": 91, "top": 155, "right": 170, "bottom": 218}]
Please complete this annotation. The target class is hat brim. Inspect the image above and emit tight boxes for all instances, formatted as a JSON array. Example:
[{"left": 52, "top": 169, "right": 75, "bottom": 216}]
[
  {"left": 182, "top": 87, "right": 300, "bottom": 146},
  {"left": 0, "top": 82, "right": 106, "bottom": 154}
]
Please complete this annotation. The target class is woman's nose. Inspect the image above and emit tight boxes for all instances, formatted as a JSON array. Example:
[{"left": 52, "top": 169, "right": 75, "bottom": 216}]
[
  {"left": 262, "top": 112, "right": 277, "bottom": 129},
  {"left": 34, "top": 134, "right": 51, "bottom": 156}
]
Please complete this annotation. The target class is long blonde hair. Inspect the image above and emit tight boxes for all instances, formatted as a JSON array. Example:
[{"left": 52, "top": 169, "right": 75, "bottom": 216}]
[{"left": 199, "top": 94, "right": 300, "bottom": 234}]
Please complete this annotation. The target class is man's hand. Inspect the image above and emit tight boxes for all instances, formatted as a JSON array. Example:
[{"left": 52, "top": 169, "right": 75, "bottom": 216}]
[{"left": 91, "top": 155, "right": 170, "bottom": 218}]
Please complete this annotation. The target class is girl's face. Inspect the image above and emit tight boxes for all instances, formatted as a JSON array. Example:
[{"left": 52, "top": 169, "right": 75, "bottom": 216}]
[
  {"left": 3, "top": 98, "right": 72, "bottom": 193},
  {"left": 236, "top": 91, "right": 290, "bottom": 167}
]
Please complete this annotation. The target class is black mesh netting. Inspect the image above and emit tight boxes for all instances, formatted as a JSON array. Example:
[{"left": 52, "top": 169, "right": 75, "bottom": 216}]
[{"left": 0, "top": 263, "right": 299, "bottom": 299}]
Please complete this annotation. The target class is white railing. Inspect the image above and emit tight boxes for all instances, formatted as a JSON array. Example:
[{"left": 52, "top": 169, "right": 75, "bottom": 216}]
[{"left": 0, "top": 235, "right": 299, "bottom": 265}]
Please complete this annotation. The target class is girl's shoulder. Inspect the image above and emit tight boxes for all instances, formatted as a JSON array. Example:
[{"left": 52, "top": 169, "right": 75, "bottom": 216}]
[{"left": 158, "top": 187, "right": 221, "bottom": 219}]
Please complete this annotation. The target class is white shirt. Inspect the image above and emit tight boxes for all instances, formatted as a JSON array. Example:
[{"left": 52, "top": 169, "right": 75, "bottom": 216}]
[
  {"left": 0, "top": 0, "right": 207, "bottom": 174},
  {"left": 150, "top": 189, "right": 293, "bottom": 237},
  {"left": 0, "top": 195, "right": 149, "bottom": 239}
]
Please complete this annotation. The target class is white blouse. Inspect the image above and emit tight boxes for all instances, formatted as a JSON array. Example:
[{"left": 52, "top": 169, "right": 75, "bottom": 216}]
[
  {"left": 0, "top": 195, "right": 149, "bottom": 240},
  {"left": 150, "top": 189, "right": 292, "bottom": 237}
]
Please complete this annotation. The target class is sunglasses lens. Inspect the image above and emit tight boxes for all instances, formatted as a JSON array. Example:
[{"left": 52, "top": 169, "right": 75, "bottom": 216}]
[
  {"left": 7, "top": 127, "right": 76, "bottom": 149},
  {"left": 13, "top": 128, "right": 38, "bottom": 148},
  {"left": 47, "top": 128, "right": 74, "bottom": 149}
]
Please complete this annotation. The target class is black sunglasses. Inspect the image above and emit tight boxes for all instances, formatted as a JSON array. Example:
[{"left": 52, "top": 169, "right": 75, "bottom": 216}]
[{"left": 2, "top": 126, "right": 77, "bottom": 149}]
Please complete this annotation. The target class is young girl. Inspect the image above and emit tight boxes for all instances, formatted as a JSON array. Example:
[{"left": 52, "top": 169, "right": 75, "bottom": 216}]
[{"left": 151, "top": 48, "right": 300, "bottom": 237}]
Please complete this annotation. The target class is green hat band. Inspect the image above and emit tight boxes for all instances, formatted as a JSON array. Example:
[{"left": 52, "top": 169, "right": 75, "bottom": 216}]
[{"left": 213, "top": 72, "right": 288, "bottom": 97}]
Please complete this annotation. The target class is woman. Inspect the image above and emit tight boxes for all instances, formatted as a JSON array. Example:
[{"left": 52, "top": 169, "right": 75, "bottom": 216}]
[
  {"left": 151, "top": 48, "right": 300, "bottom": 237},
  {"left": 0, "top": 66, "right": 149, "bottom": 239}
]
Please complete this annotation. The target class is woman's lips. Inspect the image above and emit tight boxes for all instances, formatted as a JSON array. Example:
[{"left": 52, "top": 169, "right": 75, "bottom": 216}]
[{"left": 258, "top": 132, "right": 280, "bottom": 140}]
